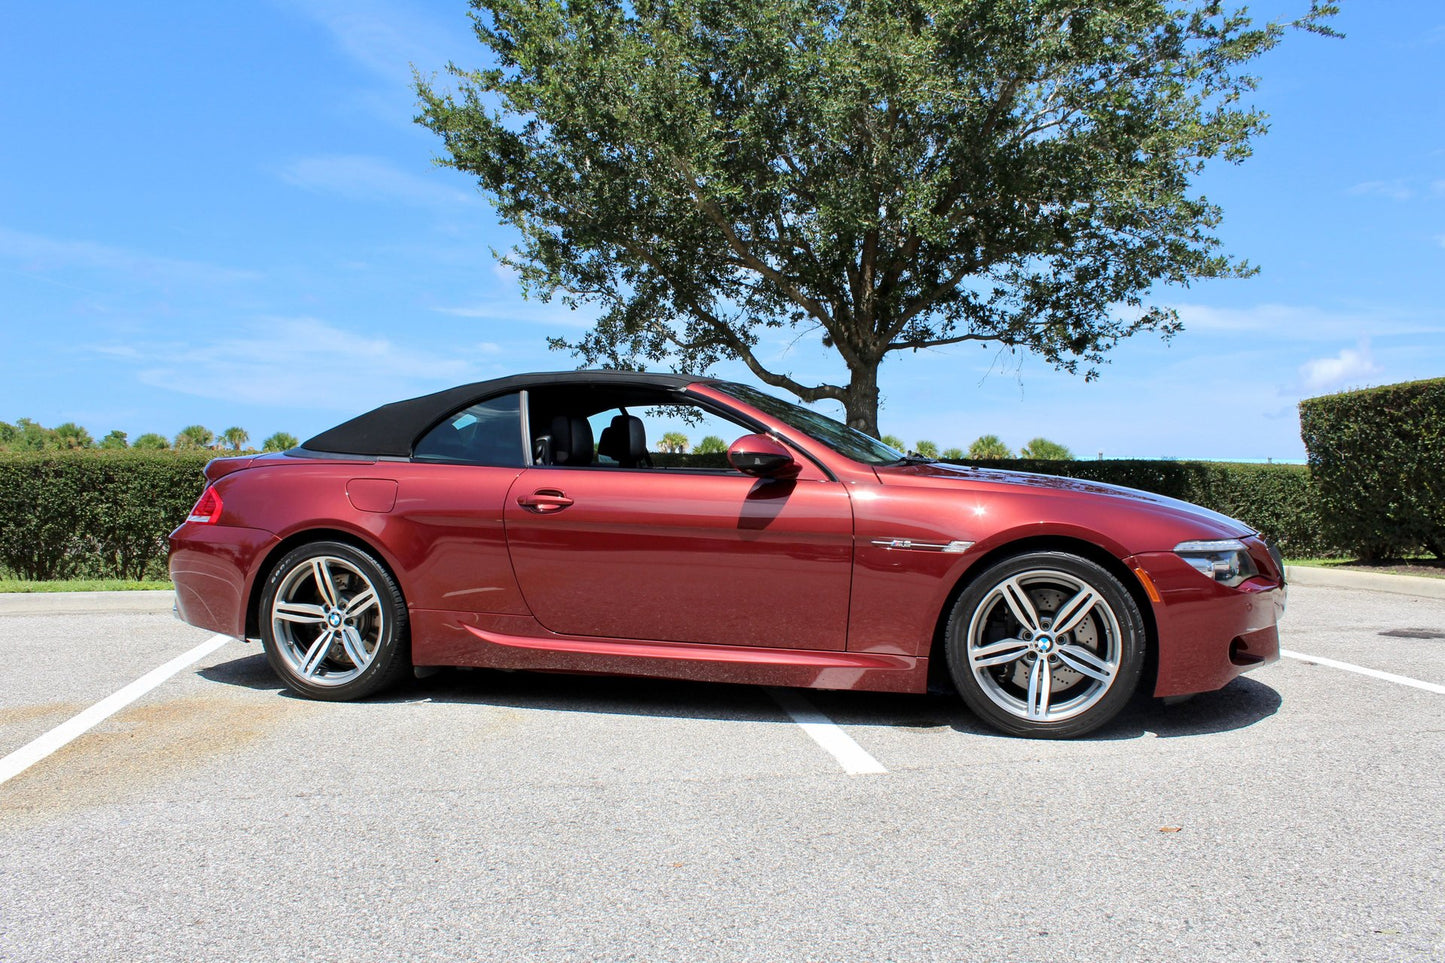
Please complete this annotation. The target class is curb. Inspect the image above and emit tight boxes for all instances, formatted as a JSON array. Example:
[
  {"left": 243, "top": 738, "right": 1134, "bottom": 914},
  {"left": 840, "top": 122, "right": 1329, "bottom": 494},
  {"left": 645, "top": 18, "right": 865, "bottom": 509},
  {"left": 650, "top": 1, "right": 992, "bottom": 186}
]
[
  {"left": 1284, "top": 566, "right": 1445, "bottom": 601},
  {"left": 0, "top": 590, "right": 177, "bottom": 616}
]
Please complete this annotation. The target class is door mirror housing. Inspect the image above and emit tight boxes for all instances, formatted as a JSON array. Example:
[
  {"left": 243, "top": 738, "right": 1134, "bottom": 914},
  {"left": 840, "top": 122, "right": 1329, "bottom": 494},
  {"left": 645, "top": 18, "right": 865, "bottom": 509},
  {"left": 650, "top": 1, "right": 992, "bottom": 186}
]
[{"left": 727, "top": 433, "right": 801, "bottom": 479}]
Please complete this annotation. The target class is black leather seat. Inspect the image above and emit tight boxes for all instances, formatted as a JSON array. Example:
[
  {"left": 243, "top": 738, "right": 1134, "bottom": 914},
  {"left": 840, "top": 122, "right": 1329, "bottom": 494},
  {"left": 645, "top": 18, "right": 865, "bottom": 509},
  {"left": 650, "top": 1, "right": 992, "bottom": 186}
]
[
  {"left": 547, "top": 415, "right": 594, "bottom": 466},
  {"left": 596, "top": 414, "right": 648, "bottom": 467}
]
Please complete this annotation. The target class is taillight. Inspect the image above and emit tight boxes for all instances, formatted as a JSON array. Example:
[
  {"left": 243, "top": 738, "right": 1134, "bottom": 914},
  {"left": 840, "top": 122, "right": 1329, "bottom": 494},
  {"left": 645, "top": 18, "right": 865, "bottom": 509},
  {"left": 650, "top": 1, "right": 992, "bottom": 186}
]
[{"left": 187, "top": 487, "right": 223, "bottom": 524}]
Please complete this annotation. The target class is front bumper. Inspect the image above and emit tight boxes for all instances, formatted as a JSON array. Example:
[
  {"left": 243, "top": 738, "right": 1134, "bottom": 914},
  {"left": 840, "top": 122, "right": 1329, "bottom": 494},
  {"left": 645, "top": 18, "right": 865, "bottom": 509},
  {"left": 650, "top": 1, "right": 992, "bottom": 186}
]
[{"left": 1129, "top": 546, "right": 1286, "bottom": 698}]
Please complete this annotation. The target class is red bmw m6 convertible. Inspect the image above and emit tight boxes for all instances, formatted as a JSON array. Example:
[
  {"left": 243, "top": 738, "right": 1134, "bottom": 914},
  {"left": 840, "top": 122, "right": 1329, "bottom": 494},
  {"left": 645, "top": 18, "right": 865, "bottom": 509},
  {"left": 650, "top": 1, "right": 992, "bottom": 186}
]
[{"left": 170, "top": 371, "right": 1285, "bottom": 738}]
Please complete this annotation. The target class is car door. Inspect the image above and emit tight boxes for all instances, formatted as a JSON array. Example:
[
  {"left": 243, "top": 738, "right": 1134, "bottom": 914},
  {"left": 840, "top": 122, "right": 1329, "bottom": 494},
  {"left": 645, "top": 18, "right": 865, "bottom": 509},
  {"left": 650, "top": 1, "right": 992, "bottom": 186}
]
[{"left": 503, "top": 456, "right": 854, "bottom": 650}]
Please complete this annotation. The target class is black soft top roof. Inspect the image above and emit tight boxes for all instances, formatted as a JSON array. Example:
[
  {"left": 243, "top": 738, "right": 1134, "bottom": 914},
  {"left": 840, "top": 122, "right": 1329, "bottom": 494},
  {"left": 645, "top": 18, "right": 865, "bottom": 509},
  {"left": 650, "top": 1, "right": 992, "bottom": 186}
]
[{"left": 301, "top": 370, "right": 706, "bottom": 457}]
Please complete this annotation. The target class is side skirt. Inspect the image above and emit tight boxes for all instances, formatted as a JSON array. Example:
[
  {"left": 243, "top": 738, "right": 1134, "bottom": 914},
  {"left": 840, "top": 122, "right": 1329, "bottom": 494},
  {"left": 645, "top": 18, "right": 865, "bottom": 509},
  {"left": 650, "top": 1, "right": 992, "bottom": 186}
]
[{"left": 409, "top": 609, "right": 929, "bottom": 693}]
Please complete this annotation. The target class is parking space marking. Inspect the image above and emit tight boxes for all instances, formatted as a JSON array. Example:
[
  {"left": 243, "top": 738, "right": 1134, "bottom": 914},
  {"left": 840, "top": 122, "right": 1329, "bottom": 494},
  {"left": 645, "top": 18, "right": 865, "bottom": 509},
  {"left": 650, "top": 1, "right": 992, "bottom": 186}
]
[
  {"left": 1281, "top": 648, "right": 1445, "bottom": 695},
  {"left": 768, "top": 688, "right": 887, "bottom": 775},
  {"left": 0, "top": 633, "right": 232, "bottom": 787}
]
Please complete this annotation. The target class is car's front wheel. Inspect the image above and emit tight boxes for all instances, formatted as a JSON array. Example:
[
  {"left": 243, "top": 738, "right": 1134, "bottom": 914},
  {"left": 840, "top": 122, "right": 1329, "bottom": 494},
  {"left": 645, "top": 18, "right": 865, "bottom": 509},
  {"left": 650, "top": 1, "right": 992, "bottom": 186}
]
[
  {"left": 259, "top": 540, "right": 410, "bottom": 701},
  {"left": 945, "top": 551, "right": 1145, "bottom": 738}
]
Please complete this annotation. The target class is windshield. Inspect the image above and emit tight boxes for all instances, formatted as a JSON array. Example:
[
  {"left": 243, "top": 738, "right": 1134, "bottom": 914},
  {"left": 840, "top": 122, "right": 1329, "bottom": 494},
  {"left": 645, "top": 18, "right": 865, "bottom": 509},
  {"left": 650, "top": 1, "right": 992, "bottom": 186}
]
[{"left": 712, "top": 382, "right": 907, "bottom": 466}]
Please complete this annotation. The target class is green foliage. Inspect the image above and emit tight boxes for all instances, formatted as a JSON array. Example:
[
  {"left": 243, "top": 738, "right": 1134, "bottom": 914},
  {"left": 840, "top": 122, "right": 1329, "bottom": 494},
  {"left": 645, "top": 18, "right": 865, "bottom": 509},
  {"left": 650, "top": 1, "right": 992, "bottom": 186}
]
[
  {"left": 914, "top": 440, "right": 939, "bottom": 458},
  {"left": 1019, "top": 437, "right": 1073, "bottom": 460},
  {"left": 941, "top": 447, "right": 965, "bottom": 460},
  {"left": 0, "top": 422, "right": 15, "bottom": 446},
  {"left": 969, "top": 435, "right": 1014, "bottom": 460},
  {"left": 262, "top": 431, "right": 299, "bottom": 452},
  {"left": 941, "top": 457, "right": 1326, "bottom": 558},
  {"left": 1299, "top": 378, "right": 1445, "bottom": 560},
  {"left": 12, "top": 418, "right": 53, "bottom": 451},
  {"left": 133, "top": 432, "right": 170, "bottom": 451},
  {"left": 418, "top": 0, "right": 1336, "bottom": 434},
  {"left": 221, "top": 426, "right": 250, "bottom": 451},
  {"left": 695, "top": 434, "right": 728, "bottom": 454},
  {"left": 174, "top": 424, "right": 214, "bottom": 450},
  {"left": 99, "top": 430, "right": 129, "bottom": 450},
  {"left": 0, "top": 451, "right": 211, "bottom": 580},
  {"left": 881, "top": 434, "right": 905, "bottom": 451},
  {"left": 52, "top": 422, "right": 95, "bottom": 449},
  {"left": 657, "top": 431, "right": 690, "bottom": 453}
]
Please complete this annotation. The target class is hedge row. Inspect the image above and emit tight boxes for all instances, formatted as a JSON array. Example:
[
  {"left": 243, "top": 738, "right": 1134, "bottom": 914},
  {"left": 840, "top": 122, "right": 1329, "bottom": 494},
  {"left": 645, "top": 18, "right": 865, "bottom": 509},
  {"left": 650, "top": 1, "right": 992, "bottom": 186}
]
[
  {"left": 1300, "top": 377, "right": 1445, "bottom": 560},
  {"left": 0, "top": 451, "right": 211, "bottom": 580},
  {"left": 0, "top": 450, "right": 1329, "bottom": 582}
]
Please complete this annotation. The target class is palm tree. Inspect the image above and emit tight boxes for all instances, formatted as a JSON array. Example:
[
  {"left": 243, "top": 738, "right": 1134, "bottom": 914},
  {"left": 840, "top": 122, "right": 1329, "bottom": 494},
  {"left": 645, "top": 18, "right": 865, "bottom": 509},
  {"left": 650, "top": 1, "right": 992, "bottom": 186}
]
[
  {"left": 968, "top": 434, "right": 1014, "bottom": 460},
  {"left": 99, "top": 430, "right": 129, "bottom": 450},
  {"left": 262, "top": 432, "right": 299, "bottom": 452},
  {"left": 881, "top": 433, "right": 905, "bottom": 450},
  {"left": 132, "top": 433, "right": 170, "bottom": 451},
  {"left": 914, "top": 440, "right": 939, "bottom": 458},
  {"left": 657, "top": 431, "right": 689, "bottom": 453},
  {"left": 942, "top": 447, "right": 965, "bottom": 460},
  {"left": 694, "top": 435, "right": 728, "bottom": 454},
  {"left": 1019, "top": 437, "right": 1073, "bottom": 460},
  {"left": 173, "top": 425, "right": 214, "bottom": 450},
  {"left": 222, "top": 426, "right": 250, "bottom": 451},
  {"left": 52, "top": 422, "right": 94, "bottom": 449}
]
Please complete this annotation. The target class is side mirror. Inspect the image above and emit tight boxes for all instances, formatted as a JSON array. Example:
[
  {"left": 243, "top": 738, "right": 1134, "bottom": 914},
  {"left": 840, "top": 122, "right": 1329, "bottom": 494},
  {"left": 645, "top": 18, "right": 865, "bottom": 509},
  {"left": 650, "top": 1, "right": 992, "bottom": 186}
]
[{"left": 727, "top": 433, "right": 800, "bottom": 479}]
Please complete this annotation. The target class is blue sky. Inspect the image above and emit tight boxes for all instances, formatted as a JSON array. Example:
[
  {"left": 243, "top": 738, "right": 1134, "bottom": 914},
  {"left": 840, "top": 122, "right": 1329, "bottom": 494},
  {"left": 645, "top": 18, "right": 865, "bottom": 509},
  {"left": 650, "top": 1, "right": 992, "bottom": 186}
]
[{"left": 1, "top": 1, "right": 1441, "bottom": 460}]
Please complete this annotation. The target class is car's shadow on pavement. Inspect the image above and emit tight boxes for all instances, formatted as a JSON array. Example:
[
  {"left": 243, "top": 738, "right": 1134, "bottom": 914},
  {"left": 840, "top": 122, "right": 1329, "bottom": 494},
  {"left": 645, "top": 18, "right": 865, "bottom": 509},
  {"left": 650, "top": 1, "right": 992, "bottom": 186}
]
[{"left": 199, "top": 651, "right": 1281, "bottom": 741}]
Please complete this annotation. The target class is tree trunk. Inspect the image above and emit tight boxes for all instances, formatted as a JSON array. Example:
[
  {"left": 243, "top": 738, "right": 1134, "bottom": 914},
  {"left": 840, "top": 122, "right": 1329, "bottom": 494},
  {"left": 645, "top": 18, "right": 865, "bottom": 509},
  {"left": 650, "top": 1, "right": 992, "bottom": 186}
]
[{"left": 842, "top": 362, "right": 882, "bottom": 438}]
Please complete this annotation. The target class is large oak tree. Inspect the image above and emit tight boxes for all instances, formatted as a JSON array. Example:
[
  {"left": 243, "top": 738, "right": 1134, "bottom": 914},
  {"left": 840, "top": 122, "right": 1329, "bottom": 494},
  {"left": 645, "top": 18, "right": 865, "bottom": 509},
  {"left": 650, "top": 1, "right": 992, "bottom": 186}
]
[{"left": 417, "top": 0, "right": 1335, "bottom": 435}]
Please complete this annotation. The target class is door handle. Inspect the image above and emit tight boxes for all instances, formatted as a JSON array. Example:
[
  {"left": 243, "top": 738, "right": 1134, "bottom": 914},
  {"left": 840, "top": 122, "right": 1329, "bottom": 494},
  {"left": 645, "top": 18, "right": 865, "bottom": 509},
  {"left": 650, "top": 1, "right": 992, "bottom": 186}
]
[{"left": 517, "top": 489, "right": 574, "bottom": 513}]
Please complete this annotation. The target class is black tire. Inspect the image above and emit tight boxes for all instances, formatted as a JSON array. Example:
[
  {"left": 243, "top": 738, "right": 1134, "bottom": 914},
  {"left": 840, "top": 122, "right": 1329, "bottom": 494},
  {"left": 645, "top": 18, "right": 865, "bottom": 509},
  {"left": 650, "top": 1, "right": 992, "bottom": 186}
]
[
  {"left": 259, "top": 540, "right": 411, "bottom": 701},
  {"left": 945, "top": 551, "right": 1145, "bottom": 739}
]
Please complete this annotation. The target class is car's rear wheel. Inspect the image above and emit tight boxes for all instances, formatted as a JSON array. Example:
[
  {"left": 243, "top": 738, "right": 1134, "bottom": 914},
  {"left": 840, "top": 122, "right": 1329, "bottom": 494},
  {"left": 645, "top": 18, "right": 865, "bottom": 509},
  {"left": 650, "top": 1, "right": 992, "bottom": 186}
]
[
  {"left": 945, "top": 551, "right": 1145, "bottom": 739},
  {"left": 259, "top": 541, "right": 410, "bottom": 701}
]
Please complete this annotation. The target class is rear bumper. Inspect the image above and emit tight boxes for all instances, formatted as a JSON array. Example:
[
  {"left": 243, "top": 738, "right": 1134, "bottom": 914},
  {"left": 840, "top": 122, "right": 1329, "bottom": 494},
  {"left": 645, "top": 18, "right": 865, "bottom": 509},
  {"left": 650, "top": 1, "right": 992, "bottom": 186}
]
[
  {"left": 168, "top": 522, "right": 279, "bottom": 638},
  {"left": 1129, "top": 550, "right": 1286, "bottom": 698}
]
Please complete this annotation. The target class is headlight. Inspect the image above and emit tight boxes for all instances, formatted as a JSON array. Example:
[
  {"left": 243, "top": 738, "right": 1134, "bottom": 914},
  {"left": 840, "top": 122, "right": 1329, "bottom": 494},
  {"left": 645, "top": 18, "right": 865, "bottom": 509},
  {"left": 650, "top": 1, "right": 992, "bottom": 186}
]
[{"left": 1174, "top": 539, "right": 1259, "bottom": 587}]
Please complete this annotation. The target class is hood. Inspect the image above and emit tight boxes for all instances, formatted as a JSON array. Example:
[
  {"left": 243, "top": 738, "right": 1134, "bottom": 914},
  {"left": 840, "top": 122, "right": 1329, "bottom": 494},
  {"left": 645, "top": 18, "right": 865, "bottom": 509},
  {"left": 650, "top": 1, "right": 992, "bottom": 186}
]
[{"left": 875, "top": 462, "right": 1255, "bottom": 539}]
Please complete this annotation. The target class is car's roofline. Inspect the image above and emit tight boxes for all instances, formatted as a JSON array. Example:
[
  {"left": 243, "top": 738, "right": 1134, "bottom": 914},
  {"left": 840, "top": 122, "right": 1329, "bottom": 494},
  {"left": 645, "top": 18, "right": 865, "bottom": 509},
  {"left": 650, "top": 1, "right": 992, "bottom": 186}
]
[{"left": 302, "top": 370, "right": 714, "bottom": 457}]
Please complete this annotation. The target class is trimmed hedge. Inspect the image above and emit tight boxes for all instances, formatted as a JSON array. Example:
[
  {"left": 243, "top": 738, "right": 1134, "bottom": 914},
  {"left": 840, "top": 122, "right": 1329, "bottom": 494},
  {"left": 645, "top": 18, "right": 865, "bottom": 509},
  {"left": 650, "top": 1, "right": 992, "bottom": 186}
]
[
  {"left": 0, "top": 451, "right": 210, "bottom": 581},
  {"left": 1300, "top": 377, "right": 1445, "bottom": 560},
  {"left": 0, "top": 450, "right": 1326, "bottom": 582}
]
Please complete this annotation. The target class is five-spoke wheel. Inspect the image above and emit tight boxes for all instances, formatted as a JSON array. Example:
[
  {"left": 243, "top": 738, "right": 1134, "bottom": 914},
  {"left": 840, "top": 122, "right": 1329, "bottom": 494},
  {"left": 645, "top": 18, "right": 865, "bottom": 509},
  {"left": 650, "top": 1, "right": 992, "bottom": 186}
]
[
  {"left": 259, "top": 541, "right": 410, "bottom": 701},
  {"left": 946, "top": 552, "right": 1145, "bottom": 738}
]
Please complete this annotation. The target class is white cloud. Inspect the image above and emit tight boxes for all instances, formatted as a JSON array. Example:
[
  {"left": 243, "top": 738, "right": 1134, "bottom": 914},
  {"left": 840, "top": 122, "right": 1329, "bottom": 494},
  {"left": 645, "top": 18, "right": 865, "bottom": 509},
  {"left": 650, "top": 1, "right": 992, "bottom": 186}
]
[
  {"left": 278, "top": 154, "right": 474, "bottom": 208},
  {"left": 281, "top": 0, "right": 462, "bottom": 83},
  {"left": 1298, "top": 342, "right": 1383, "bottom": 393},
  {"left": 1170, "top": 302, "right": 1436, "bottom": 341},
  {"left": 100, "top": 316, "right": 500, "bottom": 412},
  {"left": 433, "top": 300, "right": 595, "bottom": 329},
  {"left": 0, "top": 226, "right": 259, "bottom": 285},
  {"left": 1348, "top": 180, "right": 1413, "bottom": 201}
]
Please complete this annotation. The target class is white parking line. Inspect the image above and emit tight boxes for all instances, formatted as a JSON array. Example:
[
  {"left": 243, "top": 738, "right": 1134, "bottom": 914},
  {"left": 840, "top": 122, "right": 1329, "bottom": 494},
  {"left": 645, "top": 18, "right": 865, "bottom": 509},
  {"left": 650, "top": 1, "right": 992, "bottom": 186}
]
[
  {"left": 0, "top": 633, "right": 232, "bottom": 787},
  {"left": 768, "top": 688, "right": 887, "bottom": 775},
  {"left": 1281, "top": 648, "right": 1445, "bottom": 695}
]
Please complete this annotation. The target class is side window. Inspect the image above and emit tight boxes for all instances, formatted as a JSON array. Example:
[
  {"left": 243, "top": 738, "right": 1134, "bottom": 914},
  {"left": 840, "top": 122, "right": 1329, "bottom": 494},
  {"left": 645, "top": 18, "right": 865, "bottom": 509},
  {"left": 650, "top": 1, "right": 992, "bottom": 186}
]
[
  {"left": 413, "top": 393, "right": 525, "bottom": 466},
  {"left": 592, "top": 402, "right": 748, "bottom": 472}
]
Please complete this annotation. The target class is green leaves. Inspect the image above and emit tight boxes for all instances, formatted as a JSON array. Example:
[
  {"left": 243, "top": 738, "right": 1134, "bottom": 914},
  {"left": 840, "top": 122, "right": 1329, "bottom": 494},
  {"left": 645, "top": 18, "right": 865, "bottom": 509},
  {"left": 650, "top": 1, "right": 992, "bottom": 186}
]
[
  {"left": 1300, "top": 378, "right": 1445, "bottom": 560},
  {"left": 419, "top": 0, "right": 1336, "bottom": 432}
]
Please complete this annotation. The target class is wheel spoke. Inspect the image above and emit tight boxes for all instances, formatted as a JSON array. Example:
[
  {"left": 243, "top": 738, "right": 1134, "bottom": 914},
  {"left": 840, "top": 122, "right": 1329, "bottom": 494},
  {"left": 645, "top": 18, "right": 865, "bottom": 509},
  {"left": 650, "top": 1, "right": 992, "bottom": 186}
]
[
  {"left": 1027, "top": 657, "right": 1052, "bottom": 719},
  {"left": 311, "top": 559, "right": 340, "bottom": 608},
  {"left": 1057, "top": 644, "right": 1116, "bottom": 684},
  {"left": 1052, "top": 587, "right": 1101, "bottom": 636},
  {"left": 343, "top": 588, "right": 378, "bottom": 618},
  {"left": 999, "top": 578, "right": 1043, "bottom": 634},
  {"left": 300, "top": 628, "right": 335, "bottom": 677},
  {"left": 971, "top": 638, "right": 1031, "bottom": 668},
  {"left": 338, "top": 625, "right": 370, "bottom": 669},
  {"left": 273, "top": 601, "right": 327, "bottom": 624}
]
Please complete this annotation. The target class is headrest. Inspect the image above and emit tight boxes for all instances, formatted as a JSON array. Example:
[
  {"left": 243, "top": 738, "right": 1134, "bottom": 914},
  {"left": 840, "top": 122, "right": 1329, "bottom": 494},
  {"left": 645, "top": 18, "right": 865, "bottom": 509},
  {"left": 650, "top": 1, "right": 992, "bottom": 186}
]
[{"left": 549, "top": 415, "right": 594, "bottom": 466}]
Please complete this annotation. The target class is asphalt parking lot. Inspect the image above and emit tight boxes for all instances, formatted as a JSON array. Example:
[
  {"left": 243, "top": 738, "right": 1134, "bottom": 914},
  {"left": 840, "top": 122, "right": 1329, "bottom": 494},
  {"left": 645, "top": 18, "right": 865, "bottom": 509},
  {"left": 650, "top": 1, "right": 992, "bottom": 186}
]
[{"left": 1, "top": 580, "right": 1442, "bottom": 963}]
